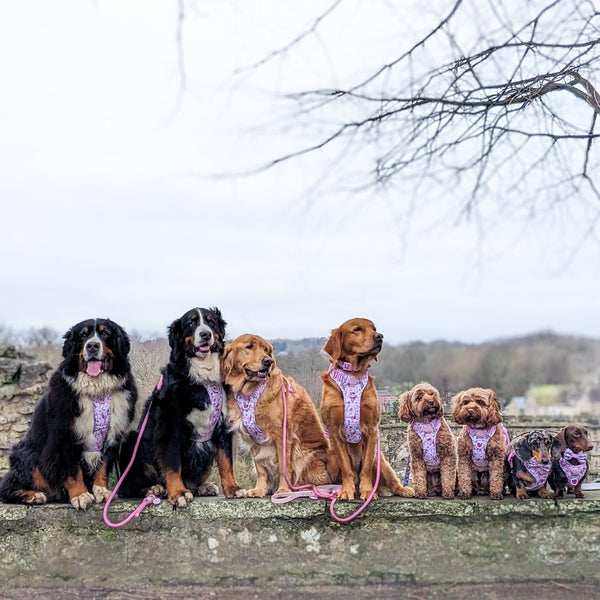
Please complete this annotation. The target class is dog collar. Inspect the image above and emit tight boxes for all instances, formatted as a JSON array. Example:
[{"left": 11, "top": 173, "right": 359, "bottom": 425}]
[
  {"left": 234, "top": 379, "right": 270, "bottom": 444},
  {"left": 328, "top": 364, "right": 368, "bottom": 443},
  {"left": 193, "top": 382, "right": 225, "bottom": 443},
  {"left": 559, "top": 449, "right": 588, "bottom": 487},
  {"left": 411, "top": 418, "right": 442, "bottom": 466},
  {"left": 335, "top": 360, "right": 360, "bottom": 372},
  {"left": 92, "top": 395, "right": 112, "bottom": 451}
]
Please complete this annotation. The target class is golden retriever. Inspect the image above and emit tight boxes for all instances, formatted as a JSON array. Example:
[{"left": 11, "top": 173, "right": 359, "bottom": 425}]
[
  {"left": 321, "top": 318, "right": 414, "bottom": 501},
  {"left": 221, "top": 334, "right": 330, "bottom": 497}
]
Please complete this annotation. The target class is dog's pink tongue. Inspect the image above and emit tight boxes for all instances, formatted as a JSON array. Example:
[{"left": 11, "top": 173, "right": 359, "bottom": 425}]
[
  {"left": 198, "top": 345, "right": 210, "bottom": 352},
  {"left": 86, "top": 360, "right": 102, "bottom": 377}
]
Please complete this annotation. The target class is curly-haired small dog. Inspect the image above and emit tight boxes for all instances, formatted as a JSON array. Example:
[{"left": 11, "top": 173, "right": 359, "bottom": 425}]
[
  {"left": 452, "top": 387, "right": 509, "bottom": 500},
  {"left": 507, "top": 429, "right": 558, "bottom": 499},
  {"left": 549, "top": 424, "right": 594, "bottom": 499},
  {"left": 399, "top": 382, "right": 457, "bottom": 499},
  {"left": 321, "top": 318, "right": 414, "bottom": 501}
]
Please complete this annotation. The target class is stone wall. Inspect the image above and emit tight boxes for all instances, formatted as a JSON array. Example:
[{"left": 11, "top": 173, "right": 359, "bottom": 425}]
[{"left": 0, "top": 345, "right": 51, "bottom": 473}]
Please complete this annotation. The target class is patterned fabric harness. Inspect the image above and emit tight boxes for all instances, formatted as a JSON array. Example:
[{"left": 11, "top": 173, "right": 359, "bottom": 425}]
[
  {"left": 327, "top": 361, "right": 369, "bottom": 444},
  {"left": 467, "top": 424, "right": 511, "bottom": 468},
  {"left": 233, "top": 378, "right": 270, "bottom": 444},
  {"left": 92, "top": 395, "right": 112, "bottom": 451},
  {"left": 559, "top": 449, "right": 588, "bottom": 487},
  {"left": 411, "top": 418, "right": 442, "bottom": 466},
  {"left": 193, "top": 381, "right": 225, "bottom": 443}
]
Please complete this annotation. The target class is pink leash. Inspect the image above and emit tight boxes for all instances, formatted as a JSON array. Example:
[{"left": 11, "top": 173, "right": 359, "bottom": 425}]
[
  {"left": 271, "top": 377, "right": 381, "bottom": 523},
  {"left": 103, "top": 376, "right": 163, "bottom": 528}
]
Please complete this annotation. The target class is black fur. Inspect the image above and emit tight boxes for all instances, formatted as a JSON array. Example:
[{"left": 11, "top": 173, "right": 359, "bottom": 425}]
[
  {"left": 118, "top": 307, "right": 240, "bottom": 505},
  {"left": 0, "top": 318, "right": 137, "bottom": 508},
  {"left": 549, "top": 424, "right": 593, "bottom": 499}
]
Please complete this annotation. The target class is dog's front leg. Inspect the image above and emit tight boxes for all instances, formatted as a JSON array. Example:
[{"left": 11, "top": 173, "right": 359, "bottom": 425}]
[
  {"left": 359, "top": 432, "right": 378, "bottom": 500},
  {"left": 274, "top": 436, "right": 292, "bottom": 495},
  {"left": 410, "top": 457, "right": 429, "bottom": 499},
  {"left": 246, "top": 457, "right": 269, "bottom": 498},
  {"left": 330, "top": 435, "right": 355, "bottom": 500},
  {"left": 439, "top": 455, "right": 457, "bottom": 499},
  {"left": 488, "top": 456, "right": 505, "bottom": 500}
]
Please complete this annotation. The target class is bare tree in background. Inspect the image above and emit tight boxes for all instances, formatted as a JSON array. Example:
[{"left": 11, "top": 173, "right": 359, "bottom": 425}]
[{"left": 244, "top": 0, "right": 600, "bottom": 249}]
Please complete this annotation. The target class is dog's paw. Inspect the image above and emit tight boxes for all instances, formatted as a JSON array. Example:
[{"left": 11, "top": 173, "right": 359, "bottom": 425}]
[
  {"left": 197, "top": 482, "right": 219, "bottom": 497},
  {"left": 392, "top": 484, "right": 415, "bottom": 498},
  {"left": 245, "top": 487, "right": 267, "bottom": 498},
  {"left": 338, "top": 487, "right": 355, "bottom": 501},
  {"left": 360, "top": 487, "right": 378, "bottom": 501},
  {"left": 92, "top": 485, "right": 111, "bottom": 503},
  {"left": 24, "top": 491, "right": 48, "bottom": 505},
  {"left": 223, "top": 484, "right": 241, "bottom": 499},
  {"left": 147, "top": 485, "right": 166, "bottom": 497},
  {"left": 71, "top": 492, "right": 95, "bottom": 510},
  {"left": 442, "top": 492, "right": 455, "bottom": 500},
  {"left": 168, "top": 489, "right": 194, "bottom": 508},
  {"left": 233, "top": 488, "right": 248, "bottom": 498},
  {"left": 489, "top": 492, "right": 503, "bottom": 501},
  {"left": 457, "top": 491, "right": 472, "bottom": 500}
]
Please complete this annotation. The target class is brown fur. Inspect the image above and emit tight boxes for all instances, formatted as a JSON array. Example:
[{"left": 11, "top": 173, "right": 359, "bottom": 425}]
[
  {"left": 399, "top": 382, "right": 457, "bottom": 499},
  {"left": 222, "top": 334, "right": 330, "bottom": 497},
  {"left": 452, "top": 387, "right": 507, "bottom": 500},
  {"left": 321, "top": 318, "right": 414, "bottom": 501},
  {"left": 551, "top": 424, "right": 594, "bottom": 498}
]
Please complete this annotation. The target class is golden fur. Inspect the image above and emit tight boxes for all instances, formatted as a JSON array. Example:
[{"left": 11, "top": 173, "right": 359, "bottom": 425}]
[
  {"left": 452, "top": 387, "right": 507, "bottom": 500},
  {"left": 222, "top": 334, "right": 330, "bottom": 497},
  {"left": 399, "top": 382, "right": 457, "bottom": 499},
  {"left": 320, "top": 318, "right": 414, "bottom": 501}
]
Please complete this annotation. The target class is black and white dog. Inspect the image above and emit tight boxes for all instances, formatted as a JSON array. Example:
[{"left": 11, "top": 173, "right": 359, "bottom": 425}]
[
  {"left": 118, "top": 307, "right": 240, "bottom": 507},
  {"left": 0, "top": 319, "right": 137, "bottom": 509}
]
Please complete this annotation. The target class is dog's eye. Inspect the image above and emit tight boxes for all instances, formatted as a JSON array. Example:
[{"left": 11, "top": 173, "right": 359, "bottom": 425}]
[
  {"left": 476, "top": 399, "right": 485, "bottom": 406},
  {"left": 79, "top": 330, "right": 88, "bottom": 339},
  {"left": 416, "top": 395, "right": 422, "bottom": 401},
  {"left": 246, "top": 343, "right": 253, "bottom": 350},
  {"left": 573, "top": 431, "right": 581, "bottom": 437},
  {"left": 99, "top": 329, "right": 110, "bottom": 338},
  {"left": 353, "top": 326, "right": 362, "bottom": 333}
]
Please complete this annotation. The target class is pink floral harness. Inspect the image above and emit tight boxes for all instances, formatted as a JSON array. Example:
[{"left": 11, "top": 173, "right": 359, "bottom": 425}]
[
  {"left": 327, "top": 363, "right": 368, "bottom": 444},
  {"left": 467, "top": 424, "right": 510, "bottom": 468},
  {"left": 559, "top": 449, "right": 588, "bottom": 487},
  {"left": 92, "top": 395, "right": 112, "bottom": 451},
  {"left": 233, "top": 378, "right": 270, "bottom": 444},
  {"left": 522, "top": 457, "right": 552, "bottom": 491},
  {"left": 411, "top": 418, "right": 442, "bottom": 466},
  {"left": 193, "top": 382, "right": 225, "bottom": 443}
]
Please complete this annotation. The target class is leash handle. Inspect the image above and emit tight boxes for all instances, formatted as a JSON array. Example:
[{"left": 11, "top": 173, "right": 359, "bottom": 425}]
[
  {"left": 103, "top": 377, "right": 163, "bottom": 528},
  {"left": 277, "top": 377, "right": 381, "bottom": 523}
]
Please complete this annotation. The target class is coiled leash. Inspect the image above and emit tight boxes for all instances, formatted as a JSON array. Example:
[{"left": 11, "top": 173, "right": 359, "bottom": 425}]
[
  {"left": 271, "top": 377, "right": 381, "bottom": 523},
  {"left": 103, "top": 375, "right": 163, "bottom": 528}
]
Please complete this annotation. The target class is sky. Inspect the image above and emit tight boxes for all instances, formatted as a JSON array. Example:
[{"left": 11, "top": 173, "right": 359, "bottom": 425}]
[{"left": 1, "top": 0, "right": 599, "bottom": 346}]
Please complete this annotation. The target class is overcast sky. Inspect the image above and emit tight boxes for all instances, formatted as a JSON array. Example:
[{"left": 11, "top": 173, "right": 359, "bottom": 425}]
[{"left": 1, "top": 0, "right": 599, "bottom": 345}]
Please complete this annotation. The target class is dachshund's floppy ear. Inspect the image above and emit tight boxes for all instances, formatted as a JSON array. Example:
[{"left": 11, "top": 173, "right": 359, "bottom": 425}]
[
  {"left": 398, "top": 391, "right": 414, "bottom": 423},
  {"left": 556, "top": 429, "right": 567, "bottom": 453},
  {"left": 551, "top": 436, "right": 562, "bottom": 461},
  {"left": 322, "top": 327, "right": 342, "bottom": 361},
  {"left": 515, "top": 435, "right": 533, "bottom": 462}
]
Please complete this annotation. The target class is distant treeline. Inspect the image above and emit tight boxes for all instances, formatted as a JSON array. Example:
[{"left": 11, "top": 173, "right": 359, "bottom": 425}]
[
  {"left": 275, "top": 332, "right": 600, "bottom": 405},
  {"left": 5, "top": 326, "right": 600, "bottom": 406}
]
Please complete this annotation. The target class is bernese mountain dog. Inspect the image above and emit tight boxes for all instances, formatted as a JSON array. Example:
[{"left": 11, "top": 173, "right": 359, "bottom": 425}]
[
  {"left": 118, "top": 307, "right": 240, "bottom": 507},
  {"left": 0, "top": 318, "right": 137, "bottom": 510}
]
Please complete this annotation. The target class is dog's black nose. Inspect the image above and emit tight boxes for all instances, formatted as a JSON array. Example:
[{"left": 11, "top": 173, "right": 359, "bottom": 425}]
[
  {"left": 374, "top": 333, "right": 383, "bottom": 342},
  {"left": 199, "top": 330, "right": 212, "bottom": 341},
  {"left": 428, "top": 399, "right": 435, "bottom": 406},
  {"left": 86, "top": 341, "right": 100, "bottom": 354},
  {"left": 262, "top": 357, "right": 273, "bottom": 367},
  {"left": 542, "top": 458, "right": 549, "bottom": 465}
]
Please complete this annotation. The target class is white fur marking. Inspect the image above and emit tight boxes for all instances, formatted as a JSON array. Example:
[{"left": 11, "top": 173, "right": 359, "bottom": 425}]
[{"left": 188, "top": 352, "right": 221, "bottom": 383}]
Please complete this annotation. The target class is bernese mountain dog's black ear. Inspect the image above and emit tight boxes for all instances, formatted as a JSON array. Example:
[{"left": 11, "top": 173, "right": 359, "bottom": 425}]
[
  {"left": 61, "top": 326, "right": 78, "bottom": 360},
  {"left": 168, "top": 316, "right": 184, "bottom": 351},
  {"left": 209, "top": 306, "right": 227, "bottom": 343},
  {"left": 112, "top": 321, "right": 131, "bottom": 358}
]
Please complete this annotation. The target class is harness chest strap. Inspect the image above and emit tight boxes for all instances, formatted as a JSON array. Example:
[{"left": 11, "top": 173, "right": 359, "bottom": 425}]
[
  {"left": 467, "top": 424, "right": 510, "bottom": 468},
  {"left": 326, "top": 363, "right": 369, "bottom": 444},
  {"left": 411, "top": 418, "right": 442, "bottom": 466},
  {"left": 560, "top": 449, "right": 588, "bottom": 487},
  {"left": 92, "top": 395, "right": 112, "bottom": 451},
  {"left": 233, "top": 378, "right": 270, "bottom": 444},
  {"left": 193, "top": 381, "right": 225, "bottom": 443}
]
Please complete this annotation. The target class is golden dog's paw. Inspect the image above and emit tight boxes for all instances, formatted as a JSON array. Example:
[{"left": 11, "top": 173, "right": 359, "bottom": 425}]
[
  {"left": 233, "top": 488, "right": 248, "bottom": 498},
  {"left": 169, "top": 489, "right": 194, "bottom": 508},
  {"left": 392, "top": 485, "right": 415, "bottom": 498},
  {"left": 92, "top": 485, "right": 111, "bottom": 503},
  {"left": 360, "top": 487, "right": 378, "bottom": 501},
  {"left": 197, "top": 482, "right": 219, "bottom": 497},
  {"left": 71, "top": 492, "right": 95, "bottom": 510},
  {"left": 276, "top": 485, "right": 292, "bottom": 495},
  {"left": 338, "top": 487, "right": 355, "bottom": 501},
  {"left": 24, "top": 491, "right": 48, "bottom": 505},
  {"left": 245, "top": 487, "right": 267, "bottom": 498}
]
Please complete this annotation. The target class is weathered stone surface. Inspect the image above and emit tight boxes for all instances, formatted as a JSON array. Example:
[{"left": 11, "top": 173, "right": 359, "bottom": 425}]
[
  {"left": 0, "top": 492, "right": 598, "bottom": 595},
  {"left": 18, "top": 361, "right": 51, "bottom": 389}
]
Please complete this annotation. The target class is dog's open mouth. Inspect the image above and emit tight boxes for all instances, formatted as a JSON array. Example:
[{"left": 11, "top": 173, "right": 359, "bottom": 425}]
[
  {"left": 194, "top": 345, "right": 212, "bottom": 356},
  {"left": 85, "top": 358, "right": 109, "bottom": 377},
  {"left": 358, "top": 343, "right": 382, "bottom": 361},
  {"left": 245, "top": 367, "right": 270, "bottom": 380},
  {"left": 423, "top": 405, "right": 440, "bottom": 416}
]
